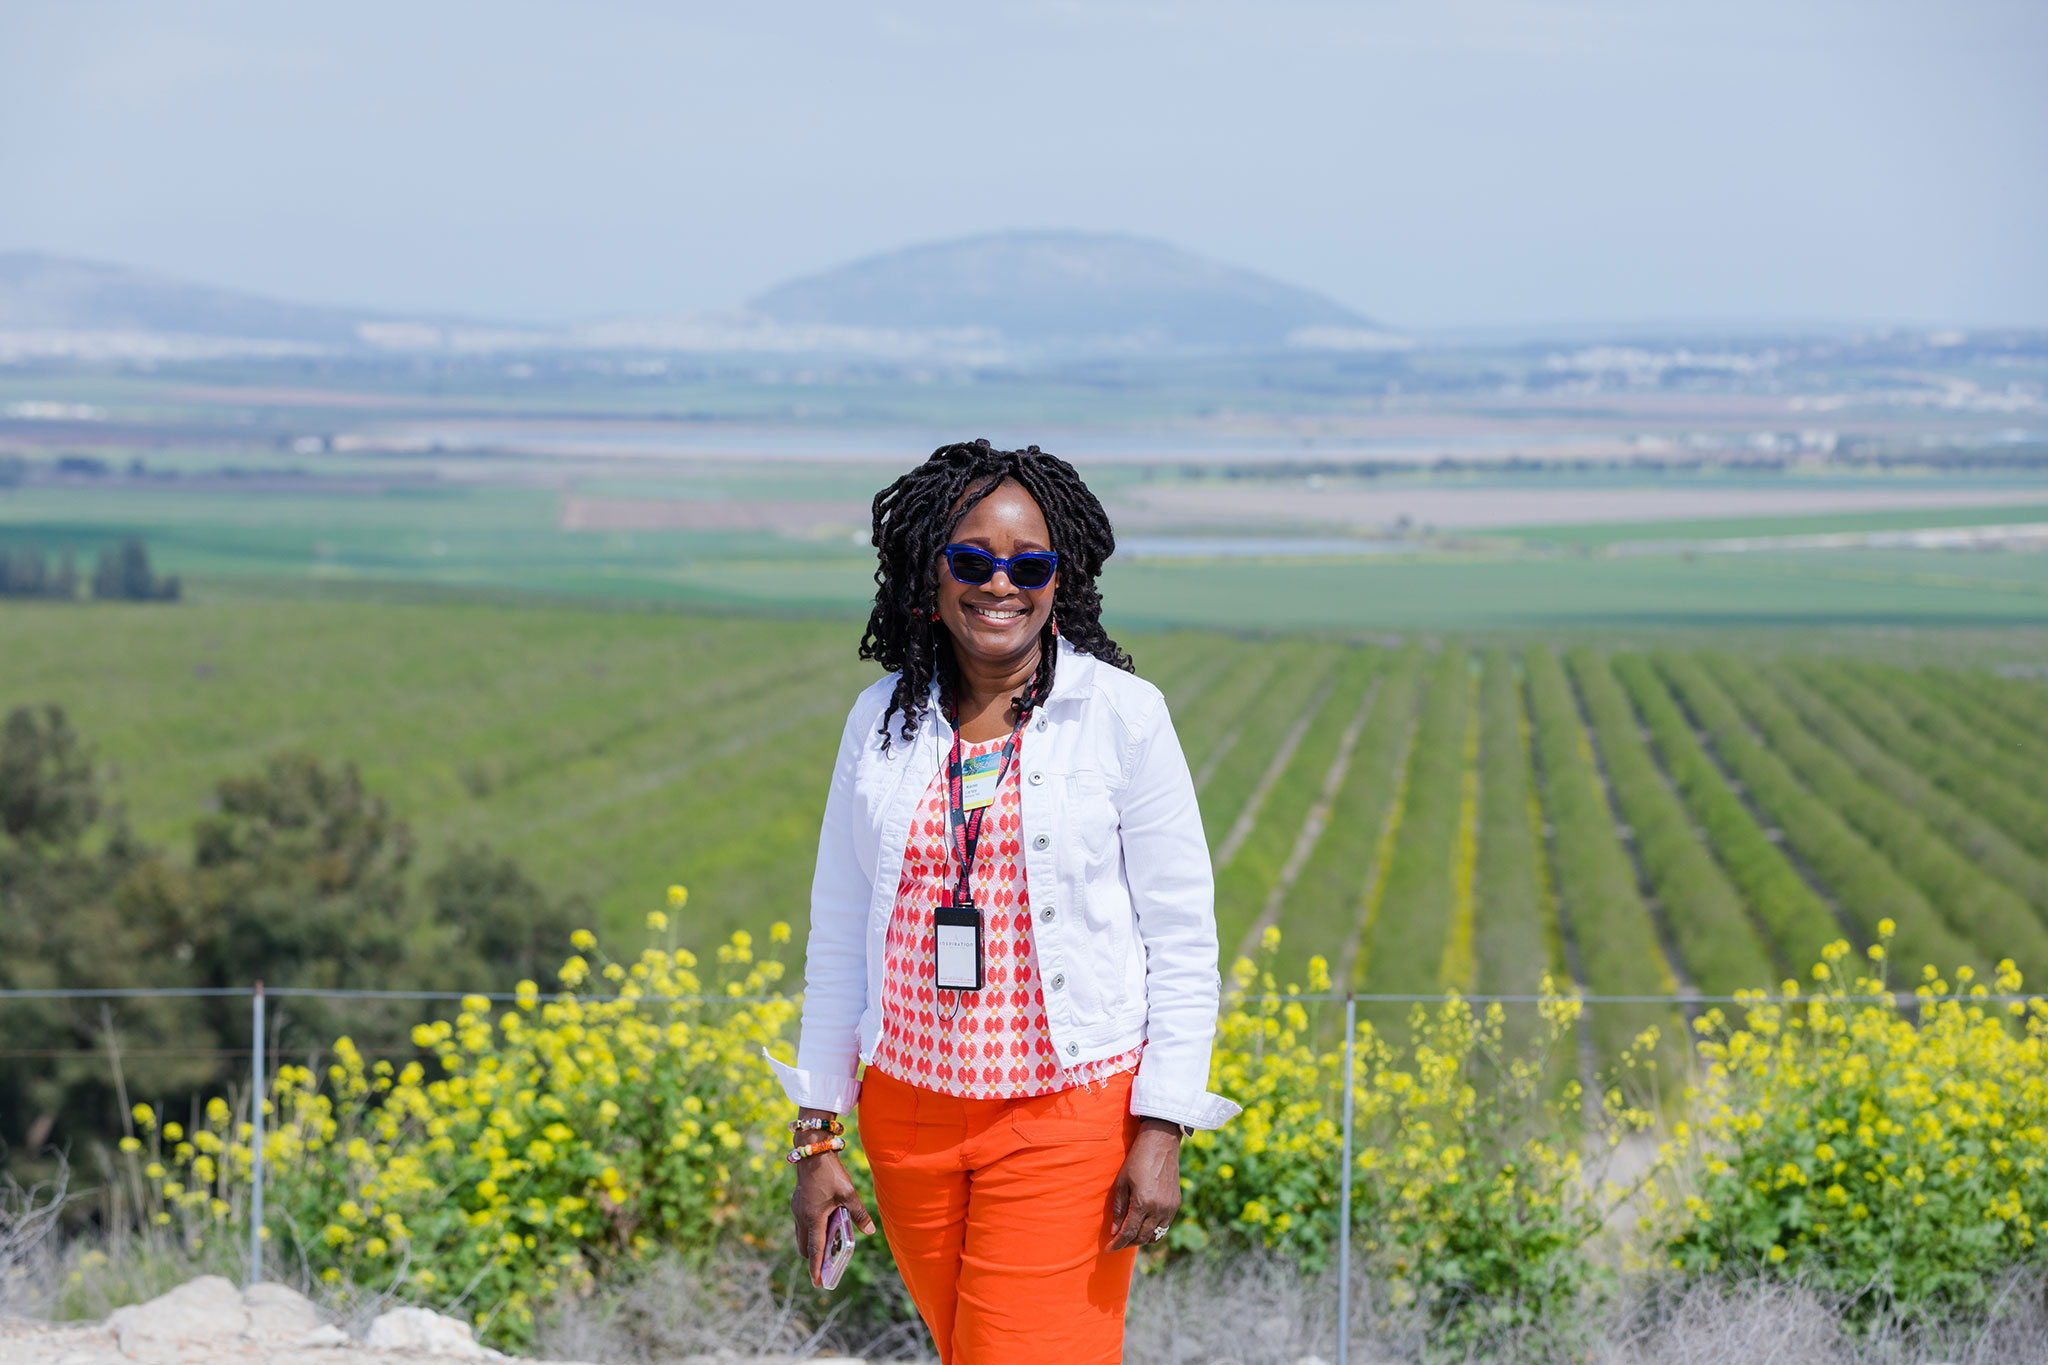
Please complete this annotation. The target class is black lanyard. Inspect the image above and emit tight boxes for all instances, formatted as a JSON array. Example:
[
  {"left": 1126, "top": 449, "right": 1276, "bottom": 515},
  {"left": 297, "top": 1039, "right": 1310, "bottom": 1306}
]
[{"left": 943, "top": 695, "right": 1032, "bottom": 911}]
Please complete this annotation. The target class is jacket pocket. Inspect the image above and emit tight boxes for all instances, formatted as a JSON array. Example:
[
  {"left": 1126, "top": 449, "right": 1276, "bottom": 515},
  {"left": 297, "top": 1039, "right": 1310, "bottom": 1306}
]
[{"left": 1061, "top": 770, "right": 1120, "bottom": 873}]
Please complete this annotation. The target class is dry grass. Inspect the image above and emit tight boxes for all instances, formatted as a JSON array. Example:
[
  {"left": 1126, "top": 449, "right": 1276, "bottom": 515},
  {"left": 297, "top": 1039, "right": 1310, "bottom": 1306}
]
[
  {"left": 534, "top": 1251, "right": 933, "bottom": 1363},
  {"left": 1602, "top": 1271, "right": 2048, "bottom": 1365},
  {"left": 0, "top": 1165, "right": 68, "bottom": 1312},
  {"left": 13, "top": 1216, "right": 2048, "bottom": 1365},
  {"left": 1124, "top": 1256, "right": 2048, "bottom": 1365}
]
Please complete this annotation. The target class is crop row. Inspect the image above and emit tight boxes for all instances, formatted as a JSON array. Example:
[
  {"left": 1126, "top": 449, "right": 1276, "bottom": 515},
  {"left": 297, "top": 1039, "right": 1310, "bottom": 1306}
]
[
  {"left": 490, "top": 630, "right": 873, "bottom": 939},
  {"left": 1147, "top": 636, "right": 1249, "bottom": 729},
  {"left": 1194, "top": 641, "right": 1338, "bottom": 851},
  {"left": 1524, "top": 646, "right": 1676, "bottom": 1061},
  {"left": 1876, "top": 666, "right": 2048, "bottom": 810},
  {"left": 1471, "top": 648, "right": 1552, "bottom": 1008},
  {"left": 1153, "top": 640, "right": 2045, "bottom": 1056},
  {"left": 1283, "top": 644, "right": 1428, "bottom": 989},
  {"left": 1650, "top": 653, "right": 1978, "bottom": 977},
  {"left": 1702, "top": 654, "right": 2048, "bottom": 984},
  {"left": 1568, "top": 648, "right": 1775, "bottom": 995},
  {"left": 1609, "top": 654, "right": 1839, "bottom": 974},
  {"left": 1438, "top": 668, "right": 1482, "bottom": 994},
  {"left": 1358, "top": 646, "right": 1472, "bottom": 996},
  {"left": 1780, "top": 661, "right": 2048, "bottom": 907},
  {"left": 1946, "top": 670, "right": 2048, "bottom": 764},
  {"left": 1174, "top": 649, "right": 1288, "bottom": 792},
  {"left": 1214, "top": 647, "right": 1383, "bottom": 957}
]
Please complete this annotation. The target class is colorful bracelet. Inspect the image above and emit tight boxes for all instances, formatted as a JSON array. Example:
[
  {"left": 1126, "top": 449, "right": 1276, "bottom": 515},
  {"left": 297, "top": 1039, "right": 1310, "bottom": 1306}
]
[
  {"left": 785, "top": 1135, "right": 847, "bottom": 1165},
  {"left": 787, "top": 1116, "right": 844, "bottom": 1136}
]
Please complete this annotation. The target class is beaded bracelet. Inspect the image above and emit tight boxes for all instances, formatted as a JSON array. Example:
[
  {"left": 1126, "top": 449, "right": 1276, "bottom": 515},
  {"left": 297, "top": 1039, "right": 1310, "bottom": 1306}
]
[
  {"left": 785, "top": 1135, "right": 846, "bottom": 1165},
  {"left": 787, "top": 1116, "right": 845, "bottom": 1136}
]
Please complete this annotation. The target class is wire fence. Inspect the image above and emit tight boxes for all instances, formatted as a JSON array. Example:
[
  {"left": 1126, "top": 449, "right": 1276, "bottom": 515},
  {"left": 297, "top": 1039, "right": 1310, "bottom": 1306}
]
[{"left": 5, "top": 980, "right": 2040, "bottom": 1364}]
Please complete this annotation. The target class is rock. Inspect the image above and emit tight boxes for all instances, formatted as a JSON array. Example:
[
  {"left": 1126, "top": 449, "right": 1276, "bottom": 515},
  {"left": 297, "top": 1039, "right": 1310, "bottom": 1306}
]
[
  {"left": 104, "top": 1275, "right": 247, "bottom": 1351},
  {"left": 244, "top": 1283, "right": 326, "bottom": 1342},
  {"left": 364, "top": 1305, "right": 489, "bottom": 1357},
  {"left": 295, "top": 1323, "right": 355, "bottom": 1348}
]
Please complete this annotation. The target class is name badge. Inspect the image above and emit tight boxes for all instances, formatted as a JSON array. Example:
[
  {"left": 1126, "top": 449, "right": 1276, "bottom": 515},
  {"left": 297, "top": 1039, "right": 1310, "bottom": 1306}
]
[
  {"left": 934, "top": 903, "right": 984, "bottom": 991},
  {"left": 958, "top": 751, "right": 1002, "bottom": 811}
]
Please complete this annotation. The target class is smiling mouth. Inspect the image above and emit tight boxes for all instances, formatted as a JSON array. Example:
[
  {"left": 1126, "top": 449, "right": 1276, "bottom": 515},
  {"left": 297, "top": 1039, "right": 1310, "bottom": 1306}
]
[{"left": 965, "top": 604, "right": 1028, "bottom": 622}]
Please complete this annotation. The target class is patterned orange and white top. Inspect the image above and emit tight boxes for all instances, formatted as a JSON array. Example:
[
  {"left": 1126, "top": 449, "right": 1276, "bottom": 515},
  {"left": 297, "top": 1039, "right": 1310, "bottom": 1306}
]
[{"left": 872, "top": 731, "right": 1142, "bottom": 1099}]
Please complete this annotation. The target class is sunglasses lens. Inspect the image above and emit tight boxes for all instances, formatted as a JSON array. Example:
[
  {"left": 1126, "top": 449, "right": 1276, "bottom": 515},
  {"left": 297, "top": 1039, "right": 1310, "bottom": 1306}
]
[
  {"left": 948, "top": 549, "right": 996, "bottom": 584},
  {"left": 1008, "top": 556, "right": 1055, "bottom": 589}
]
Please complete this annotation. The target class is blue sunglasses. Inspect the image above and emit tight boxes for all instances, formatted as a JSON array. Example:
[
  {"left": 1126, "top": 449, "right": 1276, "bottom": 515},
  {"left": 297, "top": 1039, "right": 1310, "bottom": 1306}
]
[{"left": 942, "top": 544, "right": 1059, "bottom": 590}]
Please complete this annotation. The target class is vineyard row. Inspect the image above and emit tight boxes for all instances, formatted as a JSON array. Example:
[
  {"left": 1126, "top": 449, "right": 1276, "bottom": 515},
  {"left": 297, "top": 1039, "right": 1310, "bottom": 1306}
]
[{"left": 1148, "top": 641, "right": 2048, "bottom": 1054}]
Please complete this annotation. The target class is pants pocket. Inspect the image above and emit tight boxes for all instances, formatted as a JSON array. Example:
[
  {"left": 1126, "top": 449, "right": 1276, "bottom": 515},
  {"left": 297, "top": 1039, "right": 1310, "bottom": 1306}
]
[
  {"left": 857, "top": 1070, "right": 917, "bottom": 1164},
  {"left": 1009, "top": 1079, "right": 1130, "bottom": 1145}
]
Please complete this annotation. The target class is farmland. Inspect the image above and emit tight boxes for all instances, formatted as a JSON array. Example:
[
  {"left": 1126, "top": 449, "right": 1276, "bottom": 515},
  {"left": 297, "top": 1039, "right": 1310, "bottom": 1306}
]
[
  {"left": 8, "top": 462, "right": 2048, "bottom": 635},
  {"left": 6, "top": 590, "right": 2048, "bottom": 1064}
]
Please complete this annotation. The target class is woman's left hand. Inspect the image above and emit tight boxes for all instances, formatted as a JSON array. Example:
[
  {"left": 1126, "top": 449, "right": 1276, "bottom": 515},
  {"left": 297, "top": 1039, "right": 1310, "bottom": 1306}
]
[{"left": 1108, "top": 1118, "right": 1184, "bottom": 1250}]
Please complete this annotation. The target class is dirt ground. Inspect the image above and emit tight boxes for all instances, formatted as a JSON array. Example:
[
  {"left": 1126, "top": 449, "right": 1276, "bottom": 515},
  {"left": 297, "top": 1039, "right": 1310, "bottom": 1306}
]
[
  {"left": 1108, "top": 481, "right": 2048, "bottom": 533},
  {"left": 553, "top": 482, "right": 2048, "bottom": 539},
  {"left": 0, "top": 1315, "right": 487, "bottom": 1365},
  {"left": 0, "top": 1278, "right": 598, "bottom": 1365}
]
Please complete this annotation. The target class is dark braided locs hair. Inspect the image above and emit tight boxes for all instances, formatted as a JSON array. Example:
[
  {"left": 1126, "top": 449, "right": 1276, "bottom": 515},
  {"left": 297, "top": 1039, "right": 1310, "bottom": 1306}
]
[{"left": 861, "top": 439, "right": 1134, "bottom": 745}]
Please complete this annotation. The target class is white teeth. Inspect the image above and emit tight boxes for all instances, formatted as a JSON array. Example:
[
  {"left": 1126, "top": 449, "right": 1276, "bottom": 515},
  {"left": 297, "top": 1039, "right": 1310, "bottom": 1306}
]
[{"left": 971, "top": 606, "right": 1025, "bottom": 620}]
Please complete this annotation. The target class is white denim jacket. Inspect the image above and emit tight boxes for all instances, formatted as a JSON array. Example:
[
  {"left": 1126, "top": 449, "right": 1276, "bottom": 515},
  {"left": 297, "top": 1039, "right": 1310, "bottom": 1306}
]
[{"left": 766, "top": 637, "right": 1241, "bottom": 1131}]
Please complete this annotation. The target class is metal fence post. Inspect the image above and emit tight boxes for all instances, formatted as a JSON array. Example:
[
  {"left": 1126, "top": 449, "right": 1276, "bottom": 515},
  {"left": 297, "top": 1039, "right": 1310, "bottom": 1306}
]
[
  {"left": 1336, "top": 993, "right": 1356, "bottom": 1365},
  {"left": 247, "top": 981, "right": 265, "bottom": 1287}
]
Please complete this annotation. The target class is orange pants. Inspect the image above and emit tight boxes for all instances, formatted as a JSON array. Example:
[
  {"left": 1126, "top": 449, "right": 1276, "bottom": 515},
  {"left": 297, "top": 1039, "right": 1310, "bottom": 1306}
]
[{"left": 859, "top": 1066, "right": 1139, "bottom": 1364}]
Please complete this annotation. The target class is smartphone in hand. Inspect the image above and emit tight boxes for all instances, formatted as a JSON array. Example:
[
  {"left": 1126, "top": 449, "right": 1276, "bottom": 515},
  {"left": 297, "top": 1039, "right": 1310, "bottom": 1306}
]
[{"left": 820, "top": 1206, "right": 857, "bottom": 1290}]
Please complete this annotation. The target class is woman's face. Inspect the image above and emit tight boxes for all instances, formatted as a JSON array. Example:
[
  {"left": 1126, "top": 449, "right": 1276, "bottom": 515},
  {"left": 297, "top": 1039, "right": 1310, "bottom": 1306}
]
[{"left": 935, "top": 478, "right": 1058, "bottom": 670}]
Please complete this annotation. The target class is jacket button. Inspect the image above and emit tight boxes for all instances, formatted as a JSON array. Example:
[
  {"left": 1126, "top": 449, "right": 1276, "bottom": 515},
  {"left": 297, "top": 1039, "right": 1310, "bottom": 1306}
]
[
  {"left": 1036, "top": 718, "right": 1048, "bottom": 732},
  {"left": 1050, "top": 973, "right": 1065, "bottom": 990},
  {"left": 1040, "top": 906, "right": 1055, "bottom": 922},
  {"left": 1067, "top": 1042, "right": 1078, "bottom": 1056},
  {"left": 1028, "top": 770, "right": 1044, "bottom": 785},
  {"left": 1031, "top": 834, "right": 1050, "bottom": 851}
]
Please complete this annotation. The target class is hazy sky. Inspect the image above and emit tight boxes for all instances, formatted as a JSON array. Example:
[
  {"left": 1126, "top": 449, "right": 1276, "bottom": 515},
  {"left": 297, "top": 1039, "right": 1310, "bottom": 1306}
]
[{"left": 3, "top": 0, "right": 2043, "bottom": 329}]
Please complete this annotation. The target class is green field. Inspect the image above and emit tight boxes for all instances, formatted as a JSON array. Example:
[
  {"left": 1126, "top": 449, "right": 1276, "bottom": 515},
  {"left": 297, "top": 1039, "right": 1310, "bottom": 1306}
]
[
  {"left": 9, "top": 441, "right": 2048, "bottom": 1051},
  {"left": 9, "top": 478, "right": 2048, "bottom": 635},
  {"left": 8, "top": 590, "right": 2048, "bottom": 1058}
]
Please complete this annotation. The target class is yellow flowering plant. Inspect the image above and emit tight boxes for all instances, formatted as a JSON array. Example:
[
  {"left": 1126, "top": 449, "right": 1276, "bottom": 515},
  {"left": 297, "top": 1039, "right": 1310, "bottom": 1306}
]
[
  {"left": 1178, "top": 935, "right": 1662, "bottom": 1348},
  {"left": 119, "top": 1098, "right": 247, "bottom": 1238},
  {"left": 131, "top": 902, "right": 813, "bottom": 1347},
  {"left": 1663, "top": 926, "right": 2048, "bottom": 1321},
  {"left": 136, "top": 905, "right": 2048, "bottom": 1349}
]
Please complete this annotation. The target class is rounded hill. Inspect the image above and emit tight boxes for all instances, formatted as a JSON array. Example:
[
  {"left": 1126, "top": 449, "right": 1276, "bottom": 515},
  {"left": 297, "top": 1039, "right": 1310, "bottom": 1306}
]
[
  {"left": 748, "top": 230, "right": 1376, "bottom": 349},
  {"left": 0, "top": 251, "right": 373, "bottom": 343}
]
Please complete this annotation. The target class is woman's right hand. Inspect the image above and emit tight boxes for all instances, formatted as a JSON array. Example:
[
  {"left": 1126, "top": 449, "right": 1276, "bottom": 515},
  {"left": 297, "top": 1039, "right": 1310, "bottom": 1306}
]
[{"left": 789, "top": 1118, "right": 876, "bottom": 1286}]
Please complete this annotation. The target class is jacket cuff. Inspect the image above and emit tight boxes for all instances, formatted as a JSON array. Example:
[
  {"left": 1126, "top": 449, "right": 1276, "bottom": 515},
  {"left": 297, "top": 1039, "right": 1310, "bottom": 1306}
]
[
  {"left": 1129, "top": 1072, "right": 1242, "bottom": 1131},
  {"left": 763, "top": 1048, "right": 863, "bottom": 1115}
]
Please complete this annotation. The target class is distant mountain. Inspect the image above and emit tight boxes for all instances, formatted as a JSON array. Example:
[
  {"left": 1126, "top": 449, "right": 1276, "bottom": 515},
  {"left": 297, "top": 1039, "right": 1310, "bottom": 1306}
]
[
  {"left": 0, "top": 251, "right": 378, "bottom": 344},
  {"left": 751, "top": 230, "right": 1385, "bottom": 350},
  {"left": 0, "top": 235, "right": 1397, "bottom": 359}
]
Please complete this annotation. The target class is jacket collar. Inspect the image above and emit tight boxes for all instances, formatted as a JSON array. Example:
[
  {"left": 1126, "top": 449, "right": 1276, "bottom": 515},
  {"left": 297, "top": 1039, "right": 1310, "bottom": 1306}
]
[
  {"left": 917, "top": 634, "right": 1093, "bottom": 733},
  {"left": 1043, "top": 635, "right": 1094, "bottom": 707}
]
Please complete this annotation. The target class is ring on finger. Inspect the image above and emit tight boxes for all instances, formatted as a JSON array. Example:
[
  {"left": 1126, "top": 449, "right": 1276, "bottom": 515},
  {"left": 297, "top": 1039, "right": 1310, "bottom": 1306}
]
[{"left": 1150, "top": 1224, "right": 1169, "bottom": 1242}]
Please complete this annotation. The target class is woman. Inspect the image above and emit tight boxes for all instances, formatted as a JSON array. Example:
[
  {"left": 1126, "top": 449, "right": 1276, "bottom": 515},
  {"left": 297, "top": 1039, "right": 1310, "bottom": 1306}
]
[{"left": 767, "top": 439, "right": 1238, "bottom": 1362}]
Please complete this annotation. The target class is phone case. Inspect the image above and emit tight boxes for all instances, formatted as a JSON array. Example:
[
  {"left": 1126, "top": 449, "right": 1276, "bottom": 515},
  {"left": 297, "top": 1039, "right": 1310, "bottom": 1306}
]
[{"left": 820, "top": 1206, "right": 856, "bottom": 1290}]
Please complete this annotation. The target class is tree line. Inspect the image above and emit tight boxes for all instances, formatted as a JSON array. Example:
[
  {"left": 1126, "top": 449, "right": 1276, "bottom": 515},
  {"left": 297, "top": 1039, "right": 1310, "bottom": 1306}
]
[
  {"left": 0, "top": 705, "right": 583, "bottom": 1163},
  {"left": 0, "top": 537, "right": 179, "bottom": 601}
]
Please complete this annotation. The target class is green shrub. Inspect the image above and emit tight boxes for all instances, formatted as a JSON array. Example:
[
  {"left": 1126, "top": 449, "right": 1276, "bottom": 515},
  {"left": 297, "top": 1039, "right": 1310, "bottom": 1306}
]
[
  {"left": 1663, "top": 928, "right": 2048, "bottom": 1324},
  {"left": 1184, "top": 942, "right": 1660, "bottom": 1353}
]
